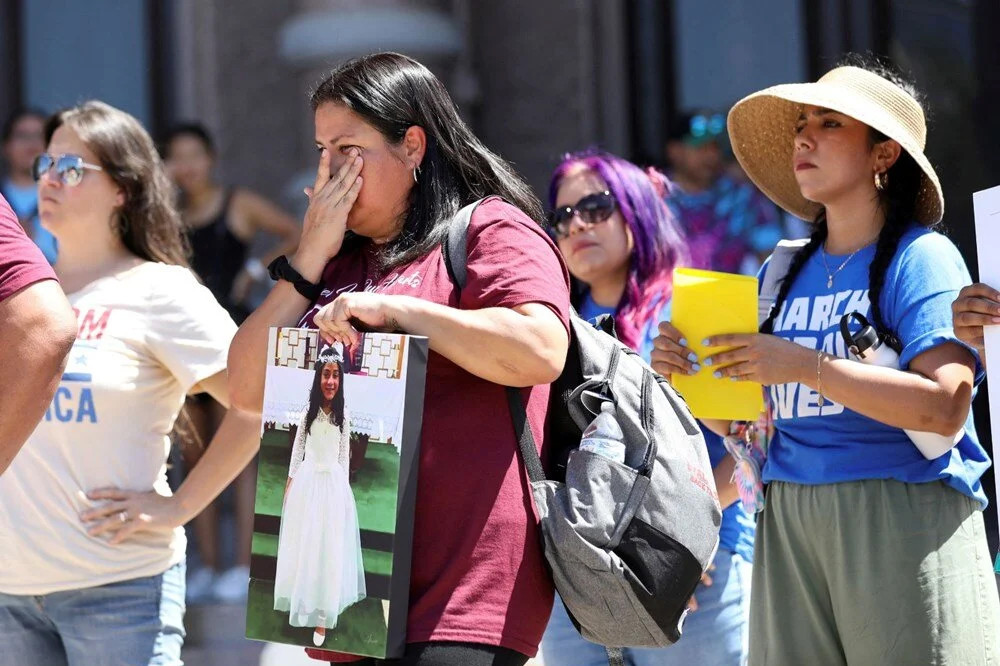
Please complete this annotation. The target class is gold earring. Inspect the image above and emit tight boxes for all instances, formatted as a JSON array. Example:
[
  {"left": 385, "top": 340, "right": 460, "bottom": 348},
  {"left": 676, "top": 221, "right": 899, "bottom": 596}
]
[{"left": 874, "top": 171, "right": 888, "bottom": 191}]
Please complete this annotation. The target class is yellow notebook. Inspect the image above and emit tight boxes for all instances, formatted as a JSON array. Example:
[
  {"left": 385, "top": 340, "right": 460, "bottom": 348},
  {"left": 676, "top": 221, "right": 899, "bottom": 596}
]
[{"left": 671, "top": 268, "right": 764, "bottom": 421}]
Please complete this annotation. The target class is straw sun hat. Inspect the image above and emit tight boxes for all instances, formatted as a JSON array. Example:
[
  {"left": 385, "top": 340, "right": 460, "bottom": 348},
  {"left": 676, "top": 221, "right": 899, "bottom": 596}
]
[{"left": 727, "top": 65, "right": 943, "bottom": 225}]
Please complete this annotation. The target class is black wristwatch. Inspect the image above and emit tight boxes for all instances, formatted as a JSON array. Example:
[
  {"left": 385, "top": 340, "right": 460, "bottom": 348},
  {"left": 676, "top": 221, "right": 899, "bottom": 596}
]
[{"left": 267, "top": 256, "right": 323, "bottom": 301}]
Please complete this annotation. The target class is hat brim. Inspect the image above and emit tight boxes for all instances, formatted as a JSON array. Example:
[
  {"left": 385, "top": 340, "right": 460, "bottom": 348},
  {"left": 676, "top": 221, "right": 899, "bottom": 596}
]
[{"left": 727, "top": 82, "right": 944, "bottom": 225}]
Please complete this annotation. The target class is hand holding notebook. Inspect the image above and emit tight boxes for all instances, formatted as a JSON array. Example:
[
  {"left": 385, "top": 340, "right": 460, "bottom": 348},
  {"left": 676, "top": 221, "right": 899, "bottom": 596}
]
[{"left": 670, "top": 268, "right": 764, "bottom": 421}]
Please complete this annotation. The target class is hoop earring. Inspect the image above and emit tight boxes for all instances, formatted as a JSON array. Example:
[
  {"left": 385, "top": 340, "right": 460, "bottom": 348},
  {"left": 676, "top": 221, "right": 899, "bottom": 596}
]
[
  {"left": 412, "top": 166, "right": 420, "bottom": 183},
  {"left": 874, "top": 171, "right": 888, "bottom": 191}
]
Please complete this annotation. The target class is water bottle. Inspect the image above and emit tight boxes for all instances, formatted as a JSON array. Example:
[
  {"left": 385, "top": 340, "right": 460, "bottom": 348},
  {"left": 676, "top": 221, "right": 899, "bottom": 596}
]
[
  {"left": 579, "top": 402, "right": 627, "bottom": 464},
  {"left": 840, "top": 312, "right": 963, "bottom": 459}
]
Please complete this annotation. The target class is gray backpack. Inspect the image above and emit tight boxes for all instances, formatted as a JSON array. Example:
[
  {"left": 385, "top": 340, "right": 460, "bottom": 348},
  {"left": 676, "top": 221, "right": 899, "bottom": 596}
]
[{"left": 444, "top": 200, "right": 722, "bottom": 649}]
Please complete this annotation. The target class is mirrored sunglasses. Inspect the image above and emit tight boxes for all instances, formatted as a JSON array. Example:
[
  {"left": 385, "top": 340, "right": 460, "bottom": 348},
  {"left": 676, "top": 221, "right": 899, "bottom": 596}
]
[
  {"left": 32, "top": 153, "right": 104, "bottom": 187},
  {"left": 689, "top": 113, "right": 726, "bottom": 138}
]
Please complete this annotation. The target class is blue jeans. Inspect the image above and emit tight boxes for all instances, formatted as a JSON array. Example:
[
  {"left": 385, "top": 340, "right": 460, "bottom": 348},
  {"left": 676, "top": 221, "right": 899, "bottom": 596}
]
[
  {"left": 540, "top": 550, "right": 751, "bottom": 666},
  {"left": 0, "top": 560, "right": 186, "bottom": 666}
]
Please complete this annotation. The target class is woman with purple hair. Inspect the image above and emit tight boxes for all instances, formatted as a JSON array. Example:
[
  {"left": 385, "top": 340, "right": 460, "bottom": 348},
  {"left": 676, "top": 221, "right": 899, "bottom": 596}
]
[
  {"left": 540, "top": 150, "right": 754, "bottom": 665},
  {"left": 546, "top": 150, "right": 686, "bottom": 355}
]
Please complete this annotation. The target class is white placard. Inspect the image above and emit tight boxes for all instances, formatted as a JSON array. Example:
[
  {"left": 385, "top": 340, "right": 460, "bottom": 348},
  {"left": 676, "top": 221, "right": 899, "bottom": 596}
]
[{"left": 973, "top": 184, "right": 1000, "bottom": 566}]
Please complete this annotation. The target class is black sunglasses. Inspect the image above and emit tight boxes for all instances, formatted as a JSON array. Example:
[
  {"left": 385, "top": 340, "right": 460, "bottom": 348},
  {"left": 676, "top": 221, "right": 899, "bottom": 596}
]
[
  {"left": 547, "top": 191, "right": 616, "bottom": 239},
  {"left": 32, "top": 153, "right": 104, "bottom": 187}
]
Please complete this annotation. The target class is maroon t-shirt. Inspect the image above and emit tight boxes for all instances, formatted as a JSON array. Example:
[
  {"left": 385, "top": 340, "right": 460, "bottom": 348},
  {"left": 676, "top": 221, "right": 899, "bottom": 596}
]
[
  {"left": 0, "top": 194, "right": 56, "bottom": 302},
  {"left": 303, "top": 198, "right": 570, "bottom": 660}
]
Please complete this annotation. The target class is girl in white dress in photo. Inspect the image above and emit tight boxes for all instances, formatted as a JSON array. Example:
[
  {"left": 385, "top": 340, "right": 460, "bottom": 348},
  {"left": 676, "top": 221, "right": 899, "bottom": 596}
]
[{"left": 273, "top": 347, "right": 366, "bottom": 646}]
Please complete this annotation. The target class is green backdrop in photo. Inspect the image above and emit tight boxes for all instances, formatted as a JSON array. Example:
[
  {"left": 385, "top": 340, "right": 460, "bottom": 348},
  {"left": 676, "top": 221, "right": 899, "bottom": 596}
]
[
  {"left": 251, "top": 533, "right": 393, "bottom": 578},
  {"left": 248, "top": 428, "right": 401, "bottom": 653},
  {"left": 246, "top": 578, "right": 389, "bottom": 657}
]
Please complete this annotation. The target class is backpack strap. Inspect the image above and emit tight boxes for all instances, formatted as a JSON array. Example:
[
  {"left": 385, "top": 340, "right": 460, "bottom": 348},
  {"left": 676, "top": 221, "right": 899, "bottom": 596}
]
[
  {"left": 505, "top": 384, "right": 546, "bottom": 483},
  {"left": 442, "top": 199, "right": 480, "bottom": 290},
  {"left": 758, "top": 238, "right": 808, "bottom": 326},
  {"left": 443, "top": 198, "right": 547, "bottom": 484}
]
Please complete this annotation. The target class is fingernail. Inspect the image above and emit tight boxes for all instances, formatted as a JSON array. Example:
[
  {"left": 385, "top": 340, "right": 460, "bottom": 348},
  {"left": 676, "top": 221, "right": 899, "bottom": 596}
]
[
  {"left": 730, "top": 377, "right": 739, "bottom": 382},
  {"left": 690, "top": 364, "right": 701, "bottom": 373},
  {"left": 687, "top": 352, "right": 698, "bottom": 362},
  {"left": 679, "top": 338, "right": 688, "bottom": 347},
  {"left": 702, "top": 339, "right": 711, "bottom": 347},
  {"left": 993, "top": 317, "right": 1000, "bottom": 323},
  {"left": 703, "top": 358, "right": 713, "bottom": 367},
  {"left": 713, "top": 371, "right": 722, "bottom": 379}
]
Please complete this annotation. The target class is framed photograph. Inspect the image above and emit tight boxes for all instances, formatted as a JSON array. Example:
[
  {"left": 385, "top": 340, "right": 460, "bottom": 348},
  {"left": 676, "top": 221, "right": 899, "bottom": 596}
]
[{"left": 246, "top": 327, "right": 428, "bottom": 658}]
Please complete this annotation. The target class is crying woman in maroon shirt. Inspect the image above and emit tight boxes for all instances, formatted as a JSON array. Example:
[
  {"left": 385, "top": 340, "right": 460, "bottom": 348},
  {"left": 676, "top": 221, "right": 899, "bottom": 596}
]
[{"left": 228, "top": 52, "right": 571, "bottom": 666}]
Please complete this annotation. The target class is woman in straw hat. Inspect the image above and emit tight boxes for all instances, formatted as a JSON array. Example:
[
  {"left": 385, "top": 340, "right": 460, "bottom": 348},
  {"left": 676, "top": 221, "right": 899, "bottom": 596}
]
[{"left": 652, "top": 56, "right": 1000, "bottom": 663}]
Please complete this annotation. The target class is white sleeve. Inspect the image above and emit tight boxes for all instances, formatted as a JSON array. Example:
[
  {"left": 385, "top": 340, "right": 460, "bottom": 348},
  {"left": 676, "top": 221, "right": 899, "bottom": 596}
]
[
  {"left": 145, "top": 265, "right": 237, "bottom": 393},
  {"left": 288, "top": 412, "right": 308, "bottom": 479},
  {"left": 339, "top": 409, "right": 351, "bottom": 473}
]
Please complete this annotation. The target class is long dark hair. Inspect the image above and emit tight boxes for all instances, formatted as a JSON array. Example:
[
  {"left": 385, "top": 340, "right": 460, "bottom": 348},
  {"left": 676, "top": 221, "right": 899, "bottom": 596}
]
[
  {"left": 303, "top": 348, "right": 345, "bottom": 436},
  {"left": 45, "top": 101, "right": 190, "bottom": 267},
  {"left": 760, "top": 56, "right": 934, "bottom": 353},
  {"left": 310, "top": 52, "right": 542, "bottom": 271}
]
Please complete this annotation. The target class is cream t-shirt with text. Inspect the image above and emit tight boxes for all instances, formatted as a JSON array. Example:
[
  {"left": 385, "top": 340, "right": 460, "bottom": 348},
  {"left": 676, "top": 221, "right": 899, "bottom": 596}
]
[{"left": 0, "top": 262, "right": 236, "bottom": 594}]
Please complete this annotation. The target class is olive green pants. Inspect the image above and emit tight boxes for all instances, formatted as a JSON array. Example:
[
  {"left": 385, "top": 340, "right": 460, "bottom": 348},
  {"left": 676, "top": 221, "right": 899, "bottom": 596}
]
[{"left": 750, "top": 479, "right": 1000, "bottom": 665}]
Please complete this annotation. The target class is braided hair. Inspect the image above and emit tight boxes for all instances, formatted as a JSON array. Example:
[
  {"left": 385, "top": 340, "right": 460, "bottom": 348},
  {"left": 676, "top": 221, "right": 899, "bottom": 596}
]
[
  {"left": 759, "top": 211, "right": 828, "bottom": 334},
  {"left": 760, "top": 57, "right": 935, "bottom": 352}
]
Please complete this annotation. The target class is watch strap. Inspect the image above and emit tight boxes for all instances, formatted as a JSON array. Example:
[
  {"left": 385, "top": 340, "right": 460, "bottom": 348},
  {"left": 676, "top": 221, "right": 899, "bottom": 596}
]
[{"left": 267, "top": 256, "right": 323, "bottom": 301}]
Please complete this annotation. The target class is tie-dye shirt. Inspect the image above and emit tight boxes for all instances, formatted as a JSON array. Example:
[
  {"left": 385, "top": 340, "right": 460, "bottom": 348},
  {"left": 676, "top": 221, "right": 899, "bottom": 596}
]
[{"left": 668, "top": 173, "right": 784, "bottom": 276}]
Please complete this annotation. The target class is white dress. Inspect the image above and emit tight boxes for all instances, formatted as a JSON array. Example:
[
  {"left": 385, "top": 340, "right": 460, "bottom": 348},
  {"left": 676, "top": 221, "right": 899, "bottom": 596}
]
[{"left": 274, "top": 407, "right": 366, "bottom": 628}]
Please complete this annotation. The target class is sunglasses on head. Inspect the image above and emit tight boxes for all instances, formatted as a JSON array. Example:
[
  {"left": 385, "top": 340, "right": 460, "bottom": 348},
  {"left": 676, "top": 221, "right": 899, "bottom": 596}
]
[
  {"left": 547, "top": 191, "right": 616, "bottom": 239},
  {"left": 32, "top": 153, "right": 104, "bottom": 187},
  {"left": 688, "top": 113, "right": 725, "bottom": 139}
]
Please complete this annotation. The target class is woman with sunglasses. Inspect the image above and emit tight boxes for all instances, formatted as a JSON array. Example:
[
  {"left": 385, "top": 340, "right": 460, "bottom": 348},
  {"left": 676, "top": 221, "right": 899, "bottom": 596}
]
[
  {"left": 0, "top": 101, "right": 260, "bottom": 666},
  {"left": 539, "top": 150, "right": 754, "bottom": 666},
  {"left": 653, "top": 58, "right": 1000, "bottom": 663},
  {"left": 229, "top": 52, "right": 570, "bottom": 666}
]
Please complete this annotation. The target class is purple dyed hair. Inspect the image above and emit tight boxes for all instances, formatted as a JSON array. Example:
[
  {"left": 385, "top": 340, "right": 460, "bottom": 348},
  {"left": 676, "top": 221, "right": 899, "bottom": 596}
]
[{"left": 549, "top": 149, "right": 689, "bottom": 351}]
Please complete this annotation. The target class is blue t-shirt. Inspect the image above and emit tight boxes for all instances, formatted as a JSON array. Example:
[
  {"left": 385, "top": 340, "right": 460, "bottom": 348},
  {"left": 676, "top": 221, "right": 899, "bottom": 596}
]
[
  {"left": 0, "top": 180, "right": 57, "bottom": 263},
  {"left": 578, "top": 292, "right": 756, "bottom": 561},
  {"left": 578, "top": 293, "right": 667, "bottom": 361},
  {"left": 760, "top": 227, "right": 990, "bottom": 508}
]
